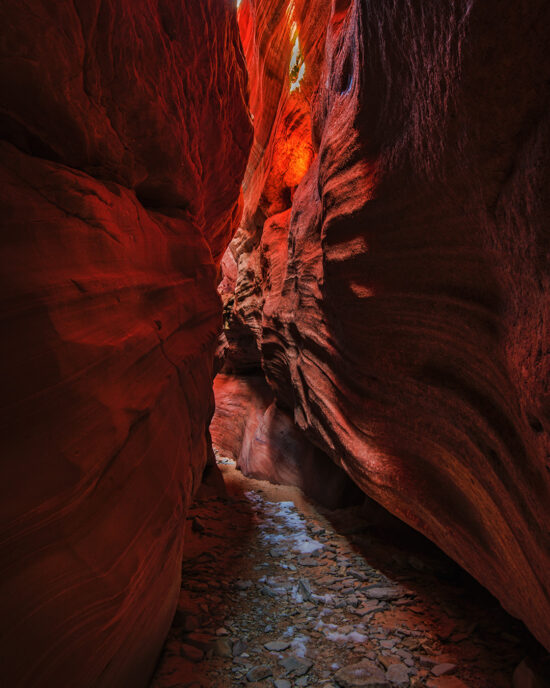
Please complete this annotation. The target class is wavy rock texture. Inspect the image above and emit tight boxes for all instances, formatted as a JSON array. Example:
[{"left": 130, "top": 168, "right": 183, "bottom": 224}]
[
  {"left": 211, "top": 374, "right": 361, "bottom": 508},
  {"left": 0, "top": 2, "right": 252, "bottom": 686},
  {"left": 216, "top": 0, "right": 550, "bottom": 650}
]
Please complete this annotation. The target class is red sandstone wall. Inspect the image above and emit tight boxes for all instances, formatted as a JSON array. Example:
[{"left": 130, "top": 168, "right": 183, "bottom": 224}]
[
  {"left": 216, "top": 0, "right": 550, "bottom": 650},
  {"left": 0, "top": 2, "right": 252, "bottom": 686},
  {"left": 211, "top": 374, "right": 361, "bottom": 508}
]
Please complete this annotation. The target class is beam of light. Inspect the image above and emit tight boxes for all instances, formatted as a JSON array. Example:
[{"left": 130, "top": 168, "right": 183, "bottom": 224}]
[{"left": 289, "top": 27, "right": 305, "bottom": 92}]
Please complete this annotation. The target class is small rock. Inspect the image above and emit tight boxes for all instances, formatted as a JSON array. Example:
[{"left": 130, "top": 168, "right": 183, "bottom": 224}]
[
  {"left": 270, "top": 547, "right": 285, "bottom": 558},
  {"left": 417, "top": 656, "right": 438, "bottom": 667},
  {"left": 386, "top": 663, "right": 409, "bottom": 686},
  {"left": 349, "top": 569, "right": 368, "bottom": 582},
  {"left": 334, "top": 660, "right": 390, "bottom": 687},
  {"left": 379, "top": 656, "right": 402, "bottom": 671},
  {"left": 274, "top": 681, "right": 292, "bottom": 688},
  {"left": 354, "top": 601, "right": 381, "bottom": 617},
  {"left": 232, "top": 638, "right": 248, "bottom": 657},
  {"left": 235, "top": 579, "right": 253, "bottom": 590},
  {"left": 380, "top": 639, "right": 398, "bottom": 649},
  {"left": 264, "top": 640, "right": 290, "bottom": 652},
  {"left": 280, "top": 655, "right": 314, "bottom": 676},
  {"left": 191, "top": 517, "right": 205, "bottom": 533},
  {"left": 180, "top": 643, "right": 203, "bottom": 663},
  {"left": 431, "top": 663, "right": 456, "bottom": 676},
  {"left": 296, "top": 677, "right": 309, "bottom": 687},
  {"left": 299, "top": 579, "right": 313, "bottom": 601},
  {"left": 233, "top": 656, "right": 250, "bottom": 667},
  {"left": 245, "top": 665, "right": 273, "bottom": 682},
  {"left": 298, "top": 557, "right": 321, "bottom": 567},
  {"left": 212, "top": 637, "right": 232, "bottom": 658},
  {"left": 262, "top": 585, "right": 285, "bottom": 597},
  {"left": 365, "top": 587, "right": 403, "bottom": 601}
]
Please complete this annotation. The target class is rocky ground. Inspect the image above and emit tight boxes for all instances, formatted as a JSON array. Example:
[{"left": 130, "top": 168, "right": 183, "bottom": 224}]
[{"left": 151, "top": 457, "right": 549, "bottom": 688}]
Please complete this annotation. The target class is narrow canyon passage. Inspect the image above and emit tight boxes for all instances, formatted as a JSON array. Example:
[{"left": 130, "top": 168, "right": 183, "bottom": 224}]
[
  {"left": 151, "top": 456, "right": 534, "bottom": 688},
  {"left": 1, "top": 1, "right": 550, "bottom": 687}
]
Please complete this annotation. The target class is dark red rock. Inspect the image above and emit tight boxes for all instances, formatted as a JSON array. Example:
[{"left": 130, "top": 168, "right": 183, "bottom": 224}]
[{"left": 0, "top": 1, "right": 252, "bottom": 686}]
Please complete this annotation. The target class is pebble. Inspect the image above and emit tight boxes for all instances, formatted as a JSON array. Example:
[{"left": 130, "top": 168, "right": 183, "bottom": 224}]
[
  {"left": 386, "top": 663, "right": 409, "bottom": 686},
  {"left": 232, "top": 638, "right": 248, "bottom": 657},
  {"left": 380, "top": 639, "right": 398, "bottom": 649},
  {"left": 245, "top": 665, "right": 273, "bottom": 681},
  {"left": 334, "top": 659, "right": 390, "bottom": 687},
  {"left": 212, "top": 637, "right": 233, "bottom": 658},
  {"left": 280, "top": 655, "right": 314, "bottom": 676},
  {"left": 364, "top": 587, "right": 403, "bottom": 601},
  {"left": 235, "top": 579, "right": 253, "bottom": 590},
  {"left": 274, "top": 681, "right": 292, "bottom": 688},
  {"left": 264, "top": 640, "right": 290, "bottom": 651},
  {"left": 299, "top": 578, "right": 313, "bottom": 601},
  {"left": 432, "top": 663, "right": 457, "bottom": 676},
  {"left": 180, "top": 643, "right": 203, "bottom": 662}
]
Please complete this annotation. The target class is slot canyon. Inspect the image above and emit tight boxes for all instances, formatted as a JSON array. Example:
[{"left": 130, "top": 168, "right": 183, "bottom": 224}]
[{"left": 0, "top": 0, "right": 549, "bottom": 686}]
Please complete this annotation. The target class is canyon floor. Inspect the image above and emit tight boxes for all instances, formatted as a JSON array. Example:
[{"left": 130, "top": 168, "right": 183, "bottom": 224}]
[{"left": 151, "top": 457, "right": 541, "bottom": 688}]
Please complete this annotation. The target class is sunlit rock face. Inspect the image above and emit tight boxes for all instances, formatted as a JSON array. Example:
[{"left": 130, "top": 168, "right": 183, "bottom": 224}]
[
  {"left": 217, "top": 0, "right": 550, "bottom": 650},
  {"left": 0, "top": 2, "right": 252, "bottom": 686}
]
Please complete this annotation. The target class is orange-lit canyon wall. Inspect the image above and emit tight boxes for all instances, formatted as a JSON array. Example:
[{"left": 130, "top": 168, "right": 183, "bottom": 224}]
[
  {"left": 213, "top": 0, "right": 550, "bottom": 651},
  {"left": 0, "top": 2, "right": 252, "bottom": 686}
]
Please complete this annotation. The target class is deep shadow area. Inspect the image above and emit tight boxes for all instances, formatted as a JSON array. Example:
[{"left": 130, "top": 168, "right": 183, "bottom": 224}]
[
  {"left": 150, "top": 458, "right": 550, "bottom": 688},
  {"left": 318, "top": 497, "right": 550, "bottom": 684}
]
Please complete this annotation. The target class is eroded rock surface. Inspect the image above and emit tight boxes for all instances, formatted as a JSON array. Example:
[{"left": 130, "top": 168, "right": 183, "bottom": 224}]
[
  {"left": 0, "top": 2, "right": 252, "bottom": 686},
  {"left": 215, "top": 0, "right": 550, "bottom": 650},
  {"left": 152, "top": 457, "right": 532, "bottom": 688},
  {"left": 211, "top": 375, "right": 362, "bottom": 508}
]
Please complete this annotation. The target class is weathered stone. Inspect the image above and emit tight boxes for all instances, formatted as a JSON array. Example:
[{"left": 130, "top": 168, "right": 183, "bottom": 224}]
[
  {"left": 431, "top": 663, "right": 457, "bottom": 677},
  {"left": 274, "top": 680, "right": 292, "bottom": 688},
  {"left": 180, "top": 644, "right": 204, "bottom": 663},
  {"left": 264, "top": 640, "right": 291, "bottom": 652},
  {"left": 365, "top": 588, "right": 403, "bottom": 601},
  {"left": 386, "top": 663, "right": 410, "bottom": 686},
  {"left": 212, "top": 637, "right": 233, "bottom": 658},
  {"left": 246, "top": 665, "right": 273, "bottom": 682},
  {"left": 334, "top": 660, "right": 391, "bottom": 687},
  {"left": 280, "top": 656, "right": 314, "bottom": 677}
]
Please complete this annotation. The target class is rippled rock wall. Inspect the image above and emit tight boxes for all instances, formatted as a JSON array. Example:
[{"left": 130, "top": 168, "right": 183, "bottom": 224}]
[
  {"left": 216, "top": 0, "right": 550, "bottom": 650},
  {"left": 0, "top": 2, "right": 252, "bottom": 685}
]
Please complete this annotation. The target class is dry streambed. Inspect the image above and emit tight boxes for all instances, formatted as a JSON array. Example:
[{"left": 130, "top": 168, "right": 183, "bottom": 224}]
[{"left": 151, "top": 458, "right": 546, "bottom": 688}]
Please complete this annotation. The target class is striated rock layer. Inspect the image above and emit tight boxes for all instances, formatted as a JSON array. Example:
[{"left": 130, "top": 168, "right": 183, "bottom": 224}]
[
  {"left": 0, "top": 2, "right": 252, "bottom": 686},
  {"left": 211, "top": 374, "right": 362, "bottom": 508},
  {"left": 216, "top": 0, "right": 550, "bottom": 650}
]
